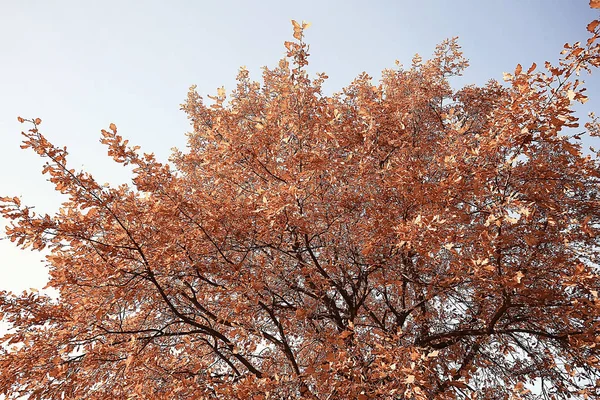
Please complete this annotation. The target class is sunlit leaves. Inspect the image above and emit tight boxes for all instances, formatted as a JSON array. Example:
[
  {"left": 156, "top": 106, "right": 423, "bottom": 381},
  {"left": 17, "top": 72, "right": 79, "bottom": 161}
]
[
  {"left": 2, "top": 15, "right": 600, "bottom": 400},
  {"left": 290, "top": 19, "right": 310, "bottom": 41}
]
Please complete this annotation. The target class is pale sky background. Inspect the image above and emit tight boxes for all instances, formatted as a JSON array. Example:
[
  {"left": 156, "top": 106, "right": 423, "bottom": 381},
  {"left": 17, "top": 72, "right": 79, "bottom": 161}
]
[{"left": 1, "top": 0, "right": 599, "bottom": 294}]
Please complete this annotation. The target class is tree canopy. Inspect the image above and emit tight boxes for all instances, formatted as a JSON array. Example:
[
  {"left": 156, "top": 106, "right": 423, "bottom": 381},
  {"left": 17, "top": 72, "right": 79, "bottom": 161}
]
[{"left": 2, "top": 17, "right": 600, "bottom": 399}]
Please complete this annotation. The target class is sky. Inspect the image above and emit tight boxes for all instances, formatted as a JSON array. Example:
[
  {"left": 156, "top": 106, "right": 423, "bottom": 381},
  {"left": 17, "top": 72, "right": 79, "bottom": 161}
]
[{"left": 1, "top": 0, "right": 599, "bottom": 294}]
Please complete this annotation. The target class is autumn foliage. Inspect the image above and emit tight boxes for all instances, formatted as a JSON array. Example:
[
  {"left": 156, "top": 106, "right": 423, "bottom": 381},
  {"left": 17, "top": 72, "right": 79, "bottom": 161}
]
[{"left": 2, "top": 18, "right": 600, "bottom": 399}]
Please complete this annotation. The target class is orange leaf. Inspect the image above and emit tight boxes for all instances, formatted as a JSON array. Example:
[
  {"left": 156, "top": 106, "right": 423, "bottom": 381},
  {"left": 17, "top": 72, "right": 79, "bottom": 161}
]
[
  {"left": 524, "top": 235, "right": 538, "bottom": 246},
  {"left": 125, "top": 354, "right": 134, "bottom": 371},
  {"left": 34, "top": 118, "right": 42, "bottom": 125},
  {"left": 515, "top": 271, "right": 525, "bottom": 284},
  {"left": 515, "top": 64, "right": 522, "bottom": 75},
  {"left": 587, "top": 20, "right": 600, "bottom": 32},
  {"left": 109, "top": 123, "right": 117, "bottom": 132},
  {"left": 339, "top": 330, "right": 353, "bottom": 339}
]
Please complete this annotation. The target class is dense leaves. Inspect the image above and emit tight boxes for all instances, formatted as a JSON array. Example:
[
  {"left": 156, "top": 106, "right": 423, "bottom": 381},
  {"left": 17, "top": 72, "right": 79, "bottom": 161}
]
[{"left": 2, "top": 19, "right": 600, "bottom": 399}]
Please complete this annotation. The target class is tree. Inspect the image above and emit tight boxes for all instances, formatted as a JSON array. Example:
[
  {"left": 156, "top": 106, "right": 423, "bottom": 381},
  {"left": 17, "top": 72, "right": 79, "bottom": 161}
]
[{"left": 2, "top": 18, "right": 600, "bottom": 399}]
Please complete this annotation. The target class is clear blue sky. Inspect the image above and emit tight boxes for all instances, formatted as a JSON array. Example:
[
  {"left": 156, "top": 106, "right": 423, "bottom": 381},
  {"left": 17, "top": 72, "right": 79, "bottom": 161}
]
[{"left": 1, "top": 0, "right": 599, "bottom": 293}]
